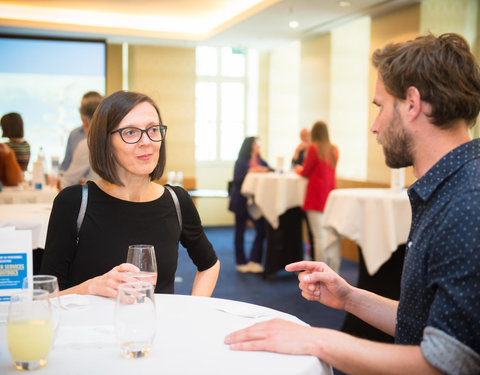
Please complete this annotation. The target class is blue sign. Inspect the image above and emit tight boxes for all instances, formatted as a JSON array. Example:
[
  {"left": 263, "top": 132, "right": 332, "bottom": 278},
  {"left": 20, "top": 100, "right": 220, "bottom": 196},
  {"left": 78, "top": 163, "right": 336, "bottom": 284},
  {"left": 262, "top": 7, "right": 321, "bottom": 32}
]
[{"left": 0, "top": 253, "right": 27, "bottom": 301}]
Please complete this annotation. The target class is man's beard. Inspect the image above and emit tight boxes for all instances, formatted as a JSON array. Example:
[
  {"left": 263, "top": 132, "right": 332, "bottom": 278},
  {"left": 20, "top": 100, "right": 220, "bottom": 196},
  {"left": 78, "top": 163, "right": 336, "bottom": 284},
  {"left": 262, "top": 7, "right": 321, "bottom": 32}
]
[{"left": 378, "top": 106, "right": 414, "bottom": 169}]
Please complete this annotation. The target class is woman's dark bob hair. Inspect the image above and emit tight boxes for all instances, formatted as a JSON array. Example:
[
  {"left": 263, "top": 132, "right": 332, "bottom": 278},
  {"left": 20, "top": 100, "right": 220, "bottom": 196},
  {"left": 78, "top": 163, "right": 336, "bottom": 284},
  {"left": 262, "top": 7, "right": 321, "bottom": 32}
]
[
  {"left": 1, "top": 112, "right": 24, "bottom": 138},
  {"left": 88, "top": 91, "right": 166, "bottom": 186}
]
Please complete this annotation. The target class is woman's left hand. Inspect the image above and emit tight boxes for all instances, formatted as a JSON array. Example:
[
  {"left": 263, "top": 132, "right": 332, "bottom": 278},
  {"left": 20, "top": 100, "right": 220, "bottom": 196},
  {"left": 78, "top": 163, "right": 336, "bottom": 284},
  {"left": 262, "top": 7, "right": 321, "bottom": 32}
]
[{"left": 87, "top": 263, "right": 140, "bottom": 298}]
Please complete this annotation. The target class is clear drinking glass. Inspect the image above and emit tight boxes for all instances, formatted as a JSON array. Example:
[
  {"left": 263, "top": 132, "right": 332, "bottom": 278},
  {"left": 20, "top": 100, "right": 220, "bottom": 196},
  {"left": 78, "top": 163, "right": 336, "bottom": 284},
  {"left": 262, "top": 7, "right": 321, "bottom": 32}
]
[
  {"left": 115, "top": 281, "right": 156, "bottom": 359},
  {"left": 126, "top": 244, "right": 158, "bottom": 288},
  {"left": 23, "top": 275, "right": 61, "bottom": 339},
  {"left": 7, "top": 289, "right": 54, "bottom": 371}
]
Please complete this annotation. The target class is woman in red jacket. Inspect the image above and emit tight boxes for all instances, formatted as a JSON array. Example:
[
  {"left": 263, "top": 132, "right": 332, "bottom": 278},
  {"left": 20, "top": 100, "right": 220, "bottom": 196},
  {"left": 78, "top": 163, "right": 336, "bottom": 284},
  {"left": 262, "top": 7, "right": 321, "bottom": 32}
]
[{"left": 295, "top": 121, "right": 338, "bottom": 270}]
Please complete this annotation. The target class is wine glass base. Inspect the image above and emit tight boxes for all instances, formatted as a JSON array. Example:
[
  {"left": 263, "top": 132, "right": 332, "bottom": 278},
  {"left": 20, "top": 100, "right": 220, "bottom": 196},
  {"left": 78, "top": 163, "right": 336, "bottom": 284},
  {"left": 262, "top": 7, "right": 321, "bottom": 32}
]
[
  {"left": 14, "top": 358, "right": 47, "bottom": 371},
  {"left": 120, "top": 342, "right": 151, "bottom": 359}
]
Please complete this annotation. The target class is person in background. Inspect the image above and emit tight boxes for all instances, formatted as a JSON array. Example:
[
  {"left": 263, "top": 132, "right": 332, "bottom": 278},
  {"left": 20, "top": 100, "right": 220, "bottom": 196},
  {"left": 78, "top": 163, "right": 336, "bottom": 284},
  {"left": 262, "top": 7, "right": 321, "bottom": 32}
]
[
  {"left": 58, "top": 93, "right": 103, "bottom": 189},
  {"left": 225, "top": 33, "right": 480, "bottom": 375},
  {"left": 0, "top": 143, "right": 24, "bottom": 186},
  {"left": 41, "top": 90, "right": 220, "bottom": 298},
  {"left": 59, "top": 91, "right": 103, "bottom": 173},
  {"left": 228, "top": 137, "right": 271, "bottom": 274},
  {"left": 1, "top": 112, "right": 30, "bottom": 171},
  {"left": 295, "top": 121, "right": 338, "bottom": 270},
  {"left": 291, "top": 127, "right": 310, "bottom": 167}
]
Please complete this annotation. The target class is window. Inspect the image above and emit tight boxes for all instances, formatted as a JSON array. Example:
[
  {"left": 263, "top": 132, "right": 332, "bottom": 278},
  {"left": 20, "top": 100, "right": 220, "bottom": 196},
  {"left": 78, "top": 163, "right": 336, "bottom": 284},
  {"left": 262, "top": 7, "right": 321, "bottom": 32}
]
[
  {"left": 0, "top": 36, "right": 106, "bottom": 171},
  {"left": 195, "top": 46, "right": 257, "bottom": 161}
]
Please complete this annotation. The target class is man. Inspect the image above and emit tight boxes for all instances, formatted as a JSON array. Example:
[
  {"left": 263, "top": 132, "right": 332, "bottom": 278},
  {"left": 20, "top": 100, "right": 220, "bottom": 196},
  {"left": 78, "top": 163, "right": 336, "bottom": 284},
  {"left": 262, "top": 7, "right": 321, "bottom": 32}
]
[
  {"left": 0, "top": 143, "right": 24, "bottom": 186},
  {"left": 59, "top": 91, "right": 103, "bottom": 173},
  {"left": 225, "top": 33, "right": 480, "bottom": 375},
  {"left": 59, "top": 93, "right": 103, "bottom": 189},
  {"left": 291, "top": 127, "right": 310, "bottom": 167}
]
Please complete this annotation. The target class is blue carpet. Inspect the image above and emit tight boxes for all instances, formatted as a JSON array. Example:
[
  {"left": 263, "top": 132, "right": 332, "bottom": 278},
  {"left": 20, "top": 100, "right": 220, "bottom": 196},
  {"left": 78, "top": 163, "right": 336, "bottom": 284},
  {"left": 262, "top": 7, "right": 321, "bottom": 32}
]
[{"left": 174, "top": 226, "right": 359, "bottom": 331}]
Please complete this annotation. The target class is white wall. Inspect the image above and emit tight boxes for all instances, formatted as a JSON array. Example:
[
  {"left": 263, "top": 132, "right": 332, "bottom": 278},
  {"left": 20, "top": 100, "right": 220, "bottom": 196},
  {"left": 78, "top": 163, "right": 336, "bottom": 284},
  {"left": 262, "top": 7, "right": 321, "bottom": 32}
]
[
  {"left": 330, "top": 17, "right": 371, "bottom": 180},
  {"left": 267, "top": 41, "right": 301, "bottom": 168},
  {"left": 196, "top": 162, "right": 234, "bottom": 226}
]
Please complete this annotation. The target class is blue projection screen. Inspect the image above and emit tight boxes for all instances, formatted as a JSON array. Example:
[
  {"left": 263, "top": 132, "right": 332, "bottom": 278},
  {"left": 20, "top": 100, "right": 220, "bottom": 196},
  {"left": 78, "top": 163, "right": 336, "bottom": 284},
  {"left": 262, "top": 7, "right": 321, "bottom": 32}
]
[{"left": 0, "top": 36, "right": 106, "bottom": 170}]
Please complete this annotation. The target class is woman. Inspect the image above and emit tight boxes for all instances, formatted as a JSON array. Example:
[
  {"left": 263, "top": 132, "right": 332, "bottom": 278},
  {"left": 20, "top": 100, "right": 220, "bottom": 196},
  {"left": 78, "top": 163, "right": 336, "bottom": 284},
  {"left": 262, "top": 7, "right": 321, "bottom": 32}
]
[
  {"left": 296, "top": 121, "right": 339, "bottom": 271},
  {"left": 228, "top": 137, "right": 270, "bottom": 273},
  {"left": 40, "top": 91, "right": 220, "bottom": 298},
  {"left": 0, "top": 142, "right": 24, "bottom": 186},
  {"left": 0, "top": 112, "right": 30, "bottom": 171}
]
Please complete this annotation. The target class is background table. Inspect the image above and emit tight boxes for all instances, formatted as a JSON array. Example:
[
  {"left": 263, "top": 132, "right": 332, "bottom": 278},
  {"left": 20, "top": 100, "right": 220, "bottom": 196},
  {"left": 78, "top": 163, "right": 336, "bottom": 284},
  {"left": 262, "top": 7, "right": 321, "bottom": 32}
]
[
  {"left": 0, "top": 203, "right": 52, "bottom": 250},
  {"left": 322, "top": 188, "right": 411, "bottom": 342},
  {"left": 322, "top": 188, "right": 411, "bottom": 275},
  {"left": 241, "top": 172, "right": 307, "bottom": 276},
  {"left": 0, "top": 203, "right": 52, "bottom": 274},
  {"left": 0, "top": 294, "right": 332, "bottom": 375},
  {"left": 0, "top": 186, "right": 58, "bottom": 204},
  {"left": 241, "top": 172, "right": 307, "bottom": 229}
]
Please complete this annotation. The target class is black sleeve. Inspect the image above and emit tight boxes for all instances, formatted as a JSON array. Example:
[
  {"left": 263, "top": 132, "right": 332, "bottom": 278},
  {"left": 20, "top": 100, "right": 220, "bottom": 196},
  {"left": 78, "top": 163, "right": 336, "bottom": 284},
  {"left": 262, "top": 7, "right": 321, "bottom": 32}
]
[
  {"left": 172, "top": 186, "right": 218, "bottom": 271},
  {"left": 39, "top": 185, "right": 82, "bottom": 290}
]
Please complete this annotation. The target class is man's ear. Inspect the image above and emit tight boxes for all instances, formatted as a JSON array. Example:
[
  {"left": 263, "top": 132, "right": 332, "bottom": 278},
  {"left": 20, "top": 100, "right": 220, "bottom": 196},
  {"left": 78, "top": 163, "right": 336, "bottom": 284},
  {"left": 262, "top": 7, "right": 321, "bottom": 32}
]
[{"left": 405, "top": 86, "right": 421, "bottom": 120}]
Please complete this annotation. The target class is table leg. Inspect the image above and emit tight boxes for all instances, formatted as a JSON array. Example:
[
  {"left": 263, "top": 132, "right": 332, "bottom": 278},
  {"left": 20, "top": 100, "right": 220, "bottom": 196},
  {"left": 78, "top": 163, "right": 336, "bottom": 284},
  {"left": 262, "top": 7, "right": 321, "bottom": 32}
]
[{"left": 264, "top": 207, "right": 304, "bottom": 278}]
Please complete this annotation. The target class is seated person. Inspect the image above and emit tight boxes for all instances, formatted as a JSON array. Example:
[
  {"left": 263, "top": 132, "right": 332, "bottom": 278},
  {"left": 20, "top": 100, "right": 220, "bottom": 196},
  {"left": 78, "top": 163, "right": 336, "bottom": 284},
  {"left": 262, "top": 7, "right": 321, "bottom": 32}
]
[
  {"left": 59, "top": 91, "right": 103, "bottom": 173},
  {"left": 40, "top": 90, "right": 220, "bottom": 298},
  {"left": 0, "top": 143, "right": 24, "bottom": 186},
  {"left": 1, "top": 112, "right": 30, "bottom": 171},
  {"left": 59, "top": 93, "right": 102, "bottom": 189}
]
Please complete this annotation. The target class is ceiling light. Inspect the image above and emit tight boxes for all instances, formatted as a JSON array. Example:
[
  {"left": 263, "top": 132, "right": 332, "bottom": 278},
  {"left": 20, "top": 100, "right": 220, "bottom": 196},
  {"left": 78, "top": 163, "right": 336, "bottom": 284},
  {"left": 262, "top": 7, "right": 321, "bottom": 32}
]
[
  {"left": 289, "top": 20, "right": 299, "bottom": 29},
  {"left": 338, "top": 1, "right": 351, "bottom": 7},
  {"left": 288, "top": 7, "right": 299, "bottom": 29}
]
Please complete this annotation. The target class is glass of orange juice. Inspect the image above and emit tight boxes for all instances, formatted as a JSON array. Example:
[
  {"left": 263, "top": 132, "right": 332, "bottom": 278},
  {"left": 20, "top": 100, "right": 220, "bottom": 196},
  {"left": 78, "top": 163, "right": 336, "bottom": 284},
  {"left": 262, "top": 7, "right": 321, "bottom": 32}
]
[{"left": 7, "top": 289, "right": 53, "bottom": 371}]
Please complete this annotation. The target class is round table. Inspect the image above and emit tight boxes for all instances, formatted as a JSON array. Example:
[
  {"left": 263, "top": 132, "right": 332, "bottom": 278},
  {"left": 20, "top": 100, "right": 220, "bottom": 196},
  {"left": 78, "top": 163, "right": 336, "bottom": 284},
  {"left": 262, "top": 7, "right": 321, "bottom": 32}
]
[
  {"left": 241, "top": 172, "right": 308, "bottom": 276},
  {"left": 322, "top": 188, "right": 411, "bottom": 275},
  {"left": 241, "top": 172, "right": 307, "bottom": 229},
  {"left": 0, "top": 294, "right": 332, "bottom": 375}
]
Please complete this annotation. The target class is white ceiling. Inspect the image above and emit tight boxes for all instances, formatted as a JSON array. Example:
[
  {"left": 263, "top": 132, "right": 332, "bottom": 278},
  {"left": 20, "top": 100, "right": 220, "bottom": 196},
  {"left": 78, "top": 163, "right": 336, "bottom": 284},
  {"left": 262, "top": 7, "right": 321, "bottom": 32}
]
[{"left": 0, "top": 0, "right": 420, "bottom": 50}]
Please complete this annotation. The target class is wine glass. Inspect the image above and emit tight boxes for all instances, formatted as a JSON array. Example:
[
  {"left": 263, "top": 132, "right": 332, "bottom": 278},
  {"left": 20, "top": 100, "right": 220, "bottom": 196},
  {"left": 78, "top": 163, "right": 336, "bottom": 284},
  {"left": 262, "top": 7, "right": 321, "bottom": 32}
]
[
  {"left": 126, "top": 245, "right": 158, "bottom": 287},
  {"left": 115, "top": 281, "right": 156, "bottom": 358},
  {"left": 7, "top": 289, "right": 54, "bottom": 371},
  {"left": 23, "top": 275, "right": 61, "bottom": 339}
]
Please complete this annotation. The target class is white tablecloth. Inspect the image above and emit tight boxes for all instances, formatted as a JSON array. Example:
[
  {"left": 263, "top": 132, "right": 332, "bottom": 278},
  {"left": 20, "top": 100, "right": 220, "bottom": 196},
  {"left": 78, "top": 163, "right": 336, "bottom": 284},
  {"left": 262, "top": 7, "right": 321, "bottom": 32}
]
[
  {"left": 0, "top": 186, "right": 58, "bottom": 204},
  {"left": 241, "top": 172, "right": 307, "bottom": 229},
  {"left": 322, "top": 188, "right": 411, "bottom": 275},
  {"left": 0, "top": 294, "right": 332, "bottom": 375},
  {"left": 0, "top": 203, "right": 52, "bottom": 249}
]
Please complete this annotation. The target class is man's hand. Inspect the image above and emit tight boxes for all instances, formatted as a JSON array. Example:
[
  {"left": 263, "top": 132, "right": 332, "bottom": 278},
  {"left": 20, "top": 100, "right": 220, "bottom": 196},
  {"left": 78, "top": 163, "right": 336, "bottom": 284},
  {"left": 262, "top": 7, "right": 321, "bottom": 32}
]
[
  {"left": 286, "top": 261, "right": 352, "bottom": 311},
  {"left": 225, "top": 318, "right": 316, "bottom": 355}
]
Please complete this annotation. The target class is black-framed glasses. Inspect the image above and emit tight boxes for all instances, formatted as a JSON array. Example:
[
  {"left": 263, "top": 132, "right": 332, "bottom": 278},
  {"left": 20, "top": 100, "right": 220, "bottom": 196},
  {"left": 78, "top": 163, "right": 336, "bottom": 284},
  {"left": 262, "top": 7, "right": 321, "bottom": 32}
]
[{"left": 111, "top": 125, "right": 167, "bottom": 144}]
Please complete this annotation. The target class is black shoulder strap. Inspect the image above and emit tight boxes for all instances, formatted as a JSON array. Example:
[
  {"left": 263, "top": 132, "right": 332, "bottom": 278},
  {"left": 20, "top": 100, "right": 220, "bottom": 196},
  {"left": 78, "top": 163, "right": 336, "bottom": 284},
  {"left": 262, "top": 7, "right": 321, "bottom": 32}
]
[
  {"left": 76, "top": 183, "right": 88, "bottom": 245},
  {"left": 164, "top": 185, "right": 182, "bottom": 230}
]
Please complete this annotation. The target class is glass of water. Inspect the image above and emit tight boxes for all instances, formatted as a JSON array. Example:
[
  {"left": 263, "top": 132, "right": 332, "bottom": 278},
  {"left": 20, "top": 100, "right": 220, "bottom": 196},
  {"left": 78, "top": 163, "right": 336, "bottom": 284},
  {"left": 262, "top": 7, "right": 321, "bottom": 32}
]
[
  {"left": 7, "top": 289, "right": 53, "bottom": 371},
  {"left": 126, "top": 244, "right": 158, "bottom": 288},
  {"left": 23, "top": 275, "right": 61, "bottom": 339},
  {"left": 115, "top": 281, "right": 156, "bottom": 359}
]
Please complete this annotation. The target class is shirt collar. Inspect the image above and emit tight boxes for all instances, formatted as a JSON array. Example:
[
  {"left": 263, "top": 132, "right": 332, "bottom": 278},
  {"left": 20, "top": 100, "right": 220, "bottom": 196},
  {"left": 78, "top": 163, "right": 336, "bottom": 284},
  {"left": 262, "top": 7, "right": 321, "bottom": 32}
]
[{"left": 408, "top": 138, "right": 480, "bottom": 201}]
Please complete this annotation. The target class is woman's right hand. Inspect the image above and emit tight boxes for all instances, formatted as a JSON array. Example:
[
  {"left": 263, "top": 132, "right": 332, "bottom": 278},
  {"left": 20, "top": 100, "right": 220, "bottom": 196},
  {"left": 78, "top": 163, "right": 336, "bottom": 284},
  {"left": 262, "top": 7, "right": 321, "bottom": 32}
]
[
  {"left": 86, "top": 263, "right": 140, "bottom": 298},
  {"left": 285, "top": 261, "right": 353, "bottom": 311}
]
